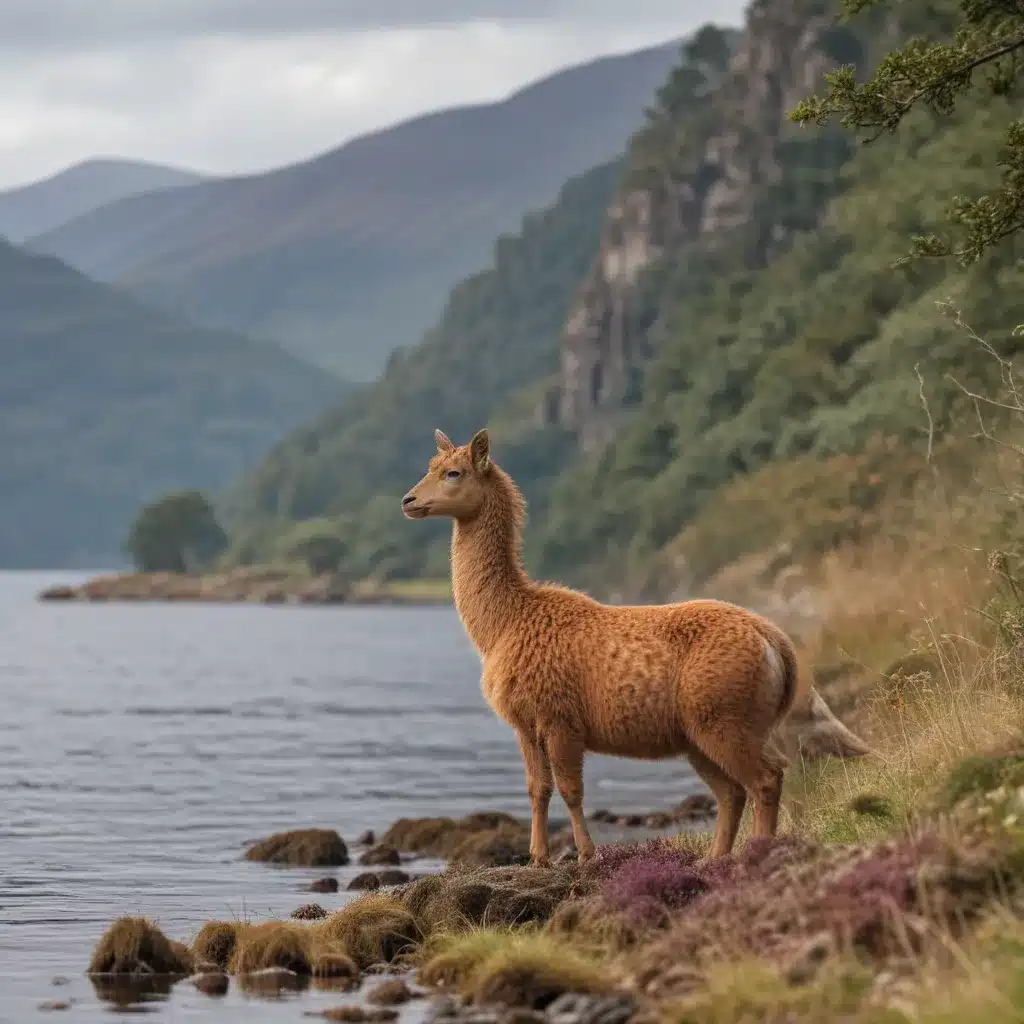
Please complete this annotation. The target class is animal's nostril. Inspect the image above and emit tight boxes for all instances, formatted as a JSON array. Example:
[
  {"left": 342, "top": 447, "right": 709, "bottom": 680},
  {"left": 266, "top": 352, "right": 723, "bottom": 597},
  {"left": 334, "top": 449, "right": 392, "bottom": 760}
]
[{"left": 401, "top": 494, "right": 416, "bottom": 506}]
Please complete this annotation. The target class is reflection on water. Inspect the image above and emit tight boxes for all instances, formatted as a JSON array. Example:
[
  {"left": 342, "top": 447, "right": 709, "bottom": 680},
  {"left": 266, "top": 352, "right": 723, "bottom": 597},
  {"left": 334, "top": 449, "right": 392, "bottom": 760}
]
[{"left": 0, "top": 572, "right": 701, "bottom": 1021}]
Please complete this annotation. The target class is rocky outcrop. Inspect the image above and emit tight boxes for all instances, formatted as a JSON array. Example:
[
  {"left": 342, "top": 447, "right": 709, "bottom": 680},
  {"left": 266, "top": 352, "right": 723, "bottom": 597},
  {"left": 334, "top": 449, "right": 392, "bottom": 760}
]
[{"left": 547, "top": 0, "right": 854, "bottom": 451}]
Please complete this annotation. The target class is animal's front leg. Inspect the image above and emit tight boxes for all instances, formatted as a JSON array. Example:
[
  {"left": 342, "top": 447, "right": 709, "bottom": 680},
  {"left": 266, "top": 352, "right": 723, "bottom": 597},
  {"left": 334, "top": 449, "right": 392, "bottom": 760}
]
[
  {"left": 517, "top": 731, "right": 553, "bottom": 867},
  {"left": 547, "top": 733, "right": 596, "bottom": 862}
]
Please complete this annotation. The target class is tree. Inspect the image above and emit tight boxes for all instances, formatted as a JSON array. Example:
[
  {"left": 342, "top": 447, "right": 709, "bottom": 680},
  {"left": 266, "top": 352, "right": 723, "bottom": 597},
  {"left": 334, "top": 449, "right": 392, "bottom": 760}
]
[
  {"left": 125, "top": 490, "right": 228, "bottom": 573},
  {"left": 276, "top": 518, "right": 349, "bottom": 575},
  {"left": 790, "top": 0, "right": 1024, "bottom": 264}
]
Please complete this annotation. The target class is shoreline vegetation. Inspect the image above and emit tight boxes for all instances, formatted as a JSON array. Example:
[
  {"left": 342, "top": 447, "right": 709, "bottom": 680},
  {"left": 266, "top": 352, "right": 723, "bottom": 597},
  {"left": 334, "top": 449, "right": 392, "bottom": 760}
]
[
  {"left": 37, "top": 568, "right": 453, "bottom": 606},
  {"left": 81, "top": 469, "right": 1024, "bottom": 1020}
]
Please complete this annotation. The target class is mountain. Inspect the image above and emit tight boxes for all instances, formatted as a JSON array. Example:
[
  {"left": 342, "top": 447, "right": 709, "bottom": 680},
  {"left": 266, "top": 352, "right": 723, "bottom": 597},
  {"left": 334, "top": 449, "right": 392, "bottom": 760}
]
[
  {"left": 29, "top": 42, "right": 686, "bottom": 380},
  {"left": 221, "top": 0, "right": 1024, "bottom": 597},
  {"left": 0, "top": 239, "right": 343, "bottom": 569},
  {"left": 0, "top": 158, "right": 204, "bottom": 243}
]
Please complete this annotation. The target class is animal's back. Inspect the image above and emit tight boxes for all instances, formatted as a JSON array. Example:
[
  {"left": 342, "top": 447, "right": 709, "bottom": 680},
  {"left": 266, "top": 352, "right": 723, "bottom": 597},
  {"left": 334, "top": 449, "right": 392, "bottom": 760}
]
[{"left": 536, "top": 594, "right": 798, "bottom": 759}]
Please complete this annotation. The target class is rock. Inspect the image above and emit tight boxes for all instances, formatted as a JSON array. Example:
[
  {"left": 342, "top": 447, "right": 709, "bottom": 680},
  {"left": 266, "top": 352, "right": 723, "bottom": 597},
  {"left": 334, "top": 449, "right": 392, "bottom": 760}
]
[
  {"left": 39, "top": 586, "right": 76, "bottom": 601},
  {"left": 246, "top": 828, "right": 348, "bottom": 866},
  {"left": 377, "top": 869, "right": 411, "bottom": 886},
  {"left": 590, "top": 809, "right": 615, "bottom": 823},
  {"left": 618, "top": 815, "right": 645, "bottom": 828},
  {"left": 548, "top": 994, "right": 635, "bottom": 1024},
  {"left": 38, "top": 1001, "right": 72, "bottom": 1012},
  {"left": 674, "top": 793, "right": 716, "bottom": 821},
  {"left": 360, "top": 844, "right": 402, "bottom": 866},
  {"left": 450, "top": 826, "right": 531, "bottom": 868},
  {"left": 307, "top": 1008, "right": 399, "bottom": 1023},
  {"left": 424, "top": 995, "right": 461, "bottom": 1022},
  {"left": 348, "top": 873, "right": 382, "bottom": 891},
  {"left": 500, "top": 1011, "right": 547, "bottom": 1024},
  {"left": 50, "top": 977, "right": 71, "bottom": 986},
  {"left": 643, "top": 812, "right": 674, "bottom": 829},
  {"left": 312, "top": 876, "right": 340, "bottom": 893},
  {"left": 239, "top": 966, "right": 306, "bottom": 996},
  {"left": 358, "top": 830, "right": 376, "bottom": 846},
  {"left": 292, "top": 903, "right": 329, "bottom": 920},
  {"left": 366, "top": 978, "right": 413, "bottom": 1005},
  {"left": 192, "top": 972, "right": 230, "bottom": 997}
]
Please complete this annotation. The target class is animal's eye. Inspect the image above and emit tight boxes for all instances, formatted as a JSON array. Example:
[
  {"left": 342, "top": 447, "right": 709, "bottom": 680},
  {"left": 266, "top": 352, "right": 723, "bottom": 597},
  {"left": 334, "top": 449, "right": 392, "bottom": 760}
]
[{"left": 445, "top": 470, "right": 462, "bottom": 480}]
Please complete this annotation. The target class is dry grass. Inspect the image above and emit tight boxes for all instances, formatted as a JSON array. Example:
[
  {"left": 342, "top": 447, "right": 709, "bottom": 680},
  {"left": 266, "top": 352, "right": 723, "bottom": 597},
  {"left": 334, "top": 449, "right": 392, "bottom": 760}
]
[
  {"left": 316, "top": 891, "right": 422, "bottom": 969},
  {"left": 88, "top": 917, "right": 194, "bottom": 975},
  {"left": 418, "top": 930, "right": 613, "bottom": 1008}
]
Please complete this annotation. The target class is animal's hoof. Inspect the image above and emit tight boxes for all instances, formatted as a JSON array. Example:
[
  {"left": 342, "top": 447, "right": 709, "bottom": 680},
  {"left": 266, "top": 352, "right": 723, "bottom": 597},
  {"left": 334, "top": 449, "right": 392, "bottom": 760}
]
[
  {"left": 529, "top": 856, "right": 551, "bottom": 869},
  {"left": 577, "top": 846, "right": 597, "bottom": 863}
]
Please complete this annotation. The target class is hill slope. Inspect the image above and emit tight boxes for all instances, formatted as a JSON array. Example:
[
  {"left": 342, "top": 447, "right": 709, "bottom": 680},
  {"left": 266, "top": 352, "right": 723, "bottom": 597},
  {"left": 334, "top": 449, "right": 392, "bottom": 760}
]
[
  {"left": 29, "top": 43, "right": 684, "bottom": 380},
  {"left": 0, "top": 240, "right": 342, "bottom": 569},
  {"left": 222, "top": 0, "right": 1024, "bottom": 596},
  {"left": 0, "top": 158, "right": 204, "bottom": 243}
]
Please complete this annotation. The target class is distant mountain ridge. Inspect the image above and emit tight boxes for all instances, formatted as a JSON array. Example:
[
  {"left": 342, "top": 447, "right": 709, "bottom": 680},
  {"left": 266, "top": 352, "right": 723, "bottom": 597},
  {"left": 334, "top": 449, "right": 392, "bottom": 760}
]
[
  {"left": 0, "top": 238, "right": 342, "bottom": 569},
  {"left": 0, "top": 158, "right": 205, "bottom": 243},
  {"left": 29, "top": 41, "right": 684, "bottom": 379}
]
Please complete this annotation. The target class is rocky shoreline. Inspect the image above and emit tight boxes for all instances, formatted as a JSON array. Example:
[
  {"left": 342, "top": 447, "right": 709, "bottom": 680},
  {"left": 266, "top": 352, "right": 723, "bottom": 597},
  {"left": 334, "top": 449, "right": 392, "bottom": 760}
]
[{"left": 37, "top": 568, "right": 451, "bottom": 606}]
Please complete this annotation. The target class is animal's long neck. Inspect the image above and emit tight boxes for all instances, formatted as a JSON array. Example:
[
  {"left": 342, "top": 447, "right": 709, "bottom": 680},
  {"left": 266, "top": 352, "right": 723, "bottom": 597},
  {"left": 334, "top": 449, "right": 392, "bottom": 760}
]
[{"left": 450, "top": 468, "right": 531, "bottom": 656}]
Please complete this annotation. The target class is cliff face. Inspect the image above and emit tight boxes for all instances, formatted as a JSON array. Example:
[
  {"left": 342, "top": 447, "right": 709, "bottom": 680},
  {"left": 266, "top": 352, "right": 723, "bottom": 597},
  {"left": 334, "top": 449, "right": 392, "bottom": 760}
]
[{"left": 549, "top": 0, "right": 848, "bottom": 452}]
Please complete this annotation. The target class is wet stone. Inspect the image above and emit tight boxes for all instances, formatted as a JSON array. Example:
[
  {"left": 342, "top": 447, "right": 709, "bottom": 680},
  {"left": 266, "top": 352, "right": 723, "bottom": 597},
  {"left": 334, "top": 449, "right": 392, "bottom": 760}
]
[
  {"left": 311, "top": 877, "right": 340, "bottom": 893},
  {"left": 348, "top": 872, "right": 382, "bottom": 891},
  {"left": 360, "top": 844, "right": 402, "bottom": 867},
  {"left": 193, "top": 972, "right": 230, "bottom": 997},
  {"left": 366, "top": 978, "right": 413, "bottom": 1005}
]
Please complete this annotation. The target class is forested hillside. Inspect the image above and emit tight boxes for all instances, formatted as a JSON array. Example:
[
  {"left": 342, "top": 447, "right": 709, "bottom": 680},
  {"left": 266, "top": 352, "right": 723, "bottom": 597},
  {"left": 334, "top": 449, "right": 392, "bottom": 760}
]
[
  {"left": 221, "top": 160, "right": 622, "bottom": 580},
  {"left": 223, "top": 0, "right": 1024, "bottom": 595},
  {"left": 0, "top": 241, "right": 341, "bottom": 568}
]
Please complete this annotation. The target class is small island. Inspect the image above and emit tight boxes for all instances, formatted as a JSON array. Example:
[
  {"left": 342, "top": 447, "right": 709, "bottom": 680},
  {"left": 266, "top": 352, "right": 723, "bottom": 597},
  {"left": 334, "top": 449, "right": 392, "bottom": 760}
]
[
  {"left": 38, "top": 568, "right": 452, "bottom": 606},
  {"left": 38, "top": 489, "right": 452, "bottom": 606}
]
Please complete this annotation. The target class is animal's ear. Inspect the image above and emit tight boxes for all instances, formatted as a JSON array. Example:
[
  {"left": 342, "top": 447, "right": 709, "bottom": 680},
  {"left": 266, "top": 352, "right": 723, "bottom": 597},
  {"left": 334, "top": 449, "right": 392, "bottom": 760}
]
[
  {"left": 470, "top": 429, "right": 491, "bottom": 473},
  {"left": 434, "top": 429, "right": 455, "bottom": 454}
]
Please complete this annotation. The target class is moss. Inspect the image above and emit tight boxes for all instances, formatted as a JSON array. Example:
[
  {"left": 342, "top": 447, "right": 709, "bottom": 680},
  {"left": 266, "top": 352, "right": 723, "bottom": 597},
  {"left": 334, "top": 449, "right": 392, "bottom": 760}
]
[
  {"left": 847, "top": 793, "right": 894, "bottom": 820},
  {"left": 88, "top": 917, "right": 193, "bottom": 975},
  {"left": 938, "top": 753, "right": 1024, "bottom": 810},
  {"left": 459, "top": 933, "right": 613, "bottom": 1009},
  {"left": 245, "top": 828, "right": 349, "bottom": 866},
  {"left": 191, "top": 922, "right": 240, "bottom": 969}
]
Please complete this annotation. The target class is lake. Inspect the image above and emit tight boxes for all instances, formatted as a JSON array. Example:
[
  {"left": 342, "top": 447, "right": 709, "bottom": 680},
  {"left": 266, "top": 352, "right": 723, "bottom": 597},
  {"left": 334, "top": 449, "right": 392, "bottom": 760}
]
[{"left": 0, "top": 572, "right": 701, "bottom": 1022}]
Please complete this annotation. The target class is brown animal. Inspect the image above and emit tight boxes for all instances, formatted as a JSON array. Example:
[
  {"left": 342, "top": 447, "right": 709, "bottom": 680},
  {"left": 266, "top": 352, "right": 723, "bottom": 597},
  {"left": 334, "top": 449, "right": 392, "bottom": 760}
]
[{"left": 402, "top": 428, "right": 868, "bottom": 864}]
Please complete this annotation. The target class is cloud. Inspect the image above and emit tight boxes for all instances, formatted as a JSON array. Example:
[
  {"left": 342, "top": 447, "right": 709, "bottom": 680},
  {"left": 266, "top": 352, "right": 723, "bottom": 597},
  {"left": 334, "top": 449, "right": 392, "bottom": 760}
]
[{"left": 0, "top": 2, "right": 746, "bottom": 189}]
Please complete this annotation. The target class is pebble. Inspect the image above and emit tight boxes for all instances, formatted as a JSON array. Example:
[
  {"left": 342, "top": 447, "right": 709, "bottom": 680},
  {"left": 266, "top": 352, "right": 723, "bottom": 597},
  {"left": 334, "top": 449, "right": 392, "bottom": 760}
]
[
  {"left": 348, "top": 872, "right": 382, "bottom": 891},
  {"left": 366, "top": 978, "right": 414, "bottom": 1006},
  {"left": 292, "top": 902, "right": 330, "bottom": 920},
  {"left": 38, "top": 1001, "right": 72, "bottom": 1012},
  {"left": 193, "top": 972, "right": 230, "bottom": 997}
]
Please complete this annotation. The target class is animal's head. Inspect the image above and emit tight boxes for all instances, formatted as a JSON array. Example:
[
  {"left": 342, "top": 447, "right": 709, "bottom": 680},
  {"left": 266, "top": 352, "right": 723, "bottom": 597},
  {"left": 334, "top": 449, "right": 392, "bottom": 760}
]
[{"left": 402, "top": 429, "right": 493, "bottom": 521}]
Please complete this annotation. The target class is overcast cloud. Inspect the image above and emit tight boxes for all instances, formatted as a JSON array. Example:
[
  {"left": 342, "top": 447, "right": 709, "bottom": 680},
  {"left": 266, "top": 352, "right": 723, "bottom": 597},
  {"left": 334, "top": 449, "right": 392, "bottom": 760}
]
[{"left": 0, "top": 0, "right": 746, "bottom": 189}]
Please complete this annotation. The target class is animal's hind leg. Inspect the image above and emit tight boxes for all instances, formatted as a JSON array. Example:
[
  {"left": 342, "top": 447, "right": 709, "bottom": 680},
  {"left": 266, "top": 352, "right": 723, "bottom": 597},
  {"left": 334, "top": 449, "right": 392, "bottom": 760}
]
[
  {"left": 546, "top": 732, "right": 596, "bottom": 862},
  {"left": 691, "top": 730, "right": 785, "bottom": 847},
  {"left": 685, "top": 748, "right": 746, "bottom": 858},
  {"left": 516, "top": 730, "right": 553, "bottom": 867}
]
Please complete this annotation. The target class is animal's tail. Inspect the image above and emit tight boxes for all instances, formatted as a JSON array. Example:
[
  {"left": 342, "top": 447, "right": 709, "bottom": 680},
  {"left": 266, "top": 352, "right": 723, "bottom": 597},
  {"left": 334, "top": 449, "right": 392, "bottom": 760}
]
[{"left": 759, "top": 623, "right": 871, "bottom": 760}]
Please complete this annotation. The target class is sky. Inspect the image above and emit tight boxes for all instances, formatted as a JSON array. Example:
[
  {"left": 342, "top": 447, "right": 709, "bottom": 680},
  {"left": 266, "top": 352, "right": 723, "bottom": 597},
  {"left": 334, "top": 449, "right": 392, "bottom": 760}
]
[{"left": 0, "top": 0, "right": 747, "bottom": 190}]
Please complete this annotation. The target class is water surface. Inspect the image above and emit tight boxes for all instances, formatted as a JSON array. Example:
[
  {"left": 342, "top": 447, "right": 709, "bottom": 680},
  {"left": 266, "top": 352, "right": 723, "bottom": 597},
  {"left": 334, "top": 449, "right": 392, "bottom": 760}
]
[{"left": 0, "top": 572, "right": 700, "bottom": 1022}]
